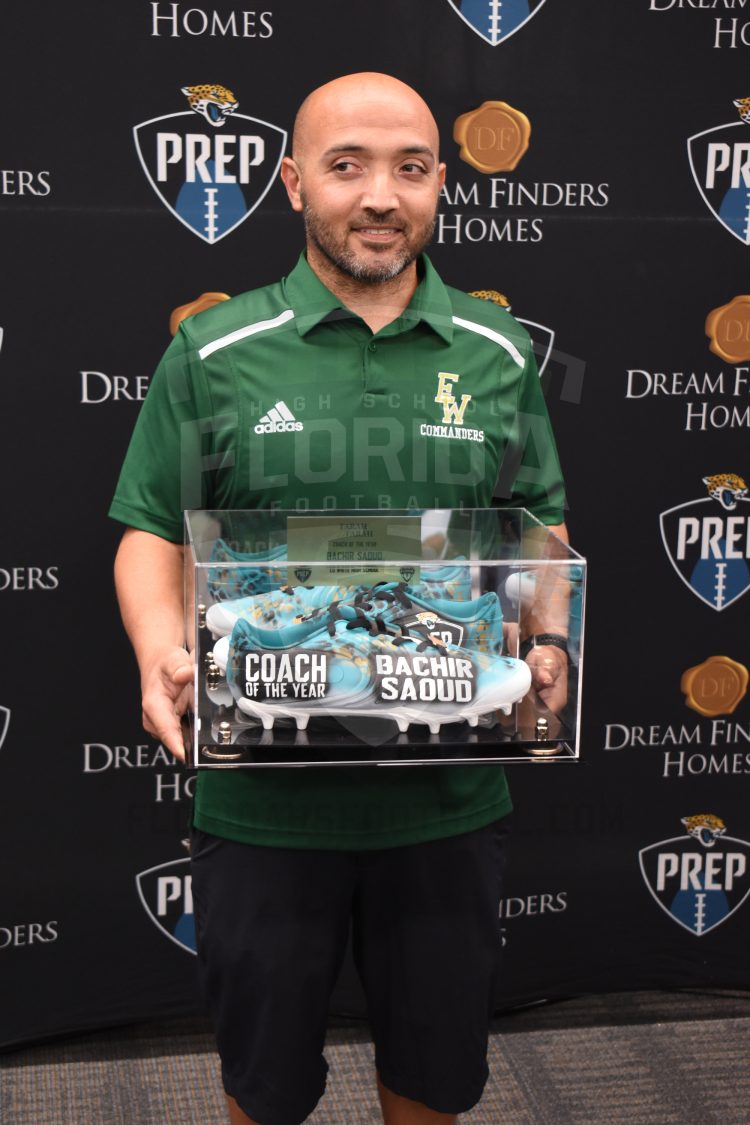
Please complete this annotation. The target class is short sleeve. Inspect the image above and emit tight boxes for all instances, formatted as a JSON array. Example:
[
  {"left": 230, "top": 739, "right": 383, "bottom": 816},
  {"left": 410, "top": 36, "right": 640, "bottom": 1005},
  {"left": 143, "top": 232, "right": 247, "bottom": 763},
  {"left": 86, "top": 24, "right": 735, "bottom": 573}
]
[
  {"left": 492, "top": 340, "right": 567, "bottom": 524},
  {"left": 108, "top": 326, "right": 212, "bottom": 542}
]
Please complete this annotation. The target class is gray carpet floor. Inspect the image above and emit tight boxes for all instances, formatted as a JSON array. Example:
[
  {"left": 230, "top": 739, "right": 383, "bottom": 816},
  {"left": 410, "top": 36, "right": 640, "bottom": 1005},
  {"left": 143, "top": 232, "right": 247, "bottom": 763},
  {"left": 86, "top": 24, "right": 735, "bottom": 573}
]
[{"left": 2, "top": 990, "right": 749, "bottom": 1124}]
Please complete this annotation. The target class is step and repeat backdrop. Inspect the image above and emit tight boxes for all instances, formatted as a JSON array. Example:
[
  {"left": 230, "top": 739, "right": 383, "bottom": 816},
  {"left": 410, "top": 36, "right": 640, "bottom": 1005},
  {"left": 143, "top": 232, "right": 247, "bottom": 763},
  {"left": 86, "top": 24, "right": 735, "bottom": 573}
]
[{"left": 2, "top": 2, "right": 750, "bottom": 1048}]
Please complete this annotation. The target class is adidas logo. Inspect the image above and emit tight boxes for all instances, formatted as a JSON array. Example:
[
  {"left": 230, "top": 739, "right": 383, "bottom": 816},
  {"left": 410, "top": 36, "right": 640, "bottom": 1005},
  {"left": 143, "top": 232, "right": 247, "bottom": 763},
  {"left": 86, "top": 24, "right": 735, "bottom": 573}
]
[{"left": 254, "top": 401, "right": 304, "bottom": 435}]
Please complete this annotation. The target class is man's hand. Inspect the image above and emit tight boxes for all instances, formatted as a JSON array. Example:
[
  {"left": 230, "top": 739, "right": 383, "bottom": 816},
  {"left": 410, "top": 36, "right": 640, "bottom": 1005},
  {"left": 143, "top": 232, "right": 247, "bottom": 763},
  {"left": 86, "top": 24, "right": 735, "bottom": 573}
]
[
  {"left": 524, "top": 645, "right": 568, "bottom": 714},
  {"left": 140, "top": 647, "right": 194, "bottom": 762}
]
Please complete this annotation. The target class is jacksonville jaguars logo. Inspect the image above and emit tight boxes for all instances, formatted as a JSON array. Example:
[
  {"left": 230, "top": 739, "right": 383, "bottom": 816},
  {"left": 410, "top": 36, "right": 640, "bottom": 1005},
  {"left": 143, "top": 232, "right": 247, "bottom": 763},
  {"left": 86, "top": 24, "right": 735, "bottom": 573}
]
[
  {"left": 639, "top": 815, "right": 750, "bottom": 936},
  {"left": 659, "top": 473, "right": 750, "bottom": 611},
  {"left": 181, "top": 84, "right": 238, "bottom": 127},
  {"left": 688, "top": 99, "right": 750, "bottom": 245},
  {"left": 135, "top": 858, "right": 196, "bottom": 954},
  {"left": 134, "top": 84, "right": 286, "bottom": 244},
  {"left": 445, "top": 0, "right": 548, "bottom": 47},
  {"left": 400, "top": 610, "right": 465, "bottom": 648}
]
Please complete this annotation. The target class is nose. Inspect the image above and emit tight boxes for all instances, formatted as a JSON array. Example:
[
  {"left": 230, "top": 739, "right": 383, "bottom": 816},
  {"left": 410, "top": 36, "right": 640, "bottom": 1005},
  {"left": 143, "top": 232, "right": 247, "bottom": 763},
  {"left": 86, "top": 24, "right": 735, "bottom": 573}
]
[{"left": 359, "top": 168, "right": 399, "bottom": 214}]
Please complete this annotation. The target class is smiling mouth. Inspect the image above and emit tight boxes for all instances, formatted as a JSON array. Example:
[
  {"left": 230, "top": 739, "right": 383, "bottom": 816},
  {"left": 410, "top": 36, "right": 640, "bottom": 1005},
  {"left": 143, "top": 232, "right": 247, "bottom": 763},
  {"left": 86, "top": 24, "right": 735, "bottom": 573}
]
[{"left": 353, "top": 227, "right": 404, "bottom": 239}]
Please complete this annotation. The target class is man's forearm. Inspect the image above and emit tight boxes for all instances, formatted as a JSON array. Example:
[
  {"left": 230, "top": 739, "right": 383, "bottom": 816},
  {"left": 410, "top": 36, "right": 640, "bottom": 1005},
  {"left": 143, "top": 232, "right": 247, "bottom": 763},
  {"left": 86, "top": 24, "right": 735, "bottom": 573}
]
[
  {"left": 114, "top": 528, "right": 194, "bottom": 759},
  {"left": 114, "top": 527, "right": 186, "bottom": 673},
  {"left": 520, "top": 521, "right": 570, "bottom": 639}
]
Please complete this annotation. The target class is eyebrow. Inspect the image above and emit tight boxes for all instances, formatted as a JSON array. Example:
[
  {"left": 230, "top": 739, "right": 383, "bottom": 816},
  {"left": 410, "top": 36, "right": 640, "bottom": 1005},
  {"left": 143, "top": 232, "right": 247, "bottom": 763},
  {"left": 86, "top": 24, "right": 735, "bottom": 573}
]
[{"left": 321, "top": 144, "right": 436, "bottom": 161}]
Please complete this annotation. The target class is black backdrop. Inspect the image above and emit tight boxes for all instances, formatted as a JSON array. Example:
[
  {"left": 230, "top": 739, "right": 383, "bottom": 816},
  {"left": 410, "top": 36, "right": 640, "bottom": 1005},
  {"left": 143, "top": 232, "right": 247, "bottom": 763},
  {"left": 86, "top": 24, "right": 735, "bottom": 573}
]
[{"left": 2, "top": 1, "right": 750, "bottom": 1048}]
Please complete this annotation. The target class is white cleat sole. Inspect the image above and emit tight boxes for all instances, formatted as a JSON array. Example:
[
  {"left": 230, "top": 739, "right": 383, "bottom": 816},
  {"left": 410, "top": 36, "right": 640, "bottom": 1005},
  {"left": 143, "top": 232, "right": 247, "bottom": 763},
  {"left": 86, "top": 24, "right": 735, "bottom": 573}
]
[{"left": 233, "top": 661, "right": 531, "bottom": 735}]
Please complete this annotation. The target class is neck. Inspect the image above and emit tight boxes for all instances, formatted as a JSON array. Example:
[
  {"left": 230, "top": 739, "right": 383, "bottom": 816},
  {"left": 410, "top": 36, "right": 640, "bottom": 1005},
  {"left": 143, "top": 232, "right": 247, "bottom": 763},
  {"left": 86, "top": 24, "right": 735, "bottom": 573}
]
[{"left": 306, "top": 245, "right": 419, "bottom": 334}]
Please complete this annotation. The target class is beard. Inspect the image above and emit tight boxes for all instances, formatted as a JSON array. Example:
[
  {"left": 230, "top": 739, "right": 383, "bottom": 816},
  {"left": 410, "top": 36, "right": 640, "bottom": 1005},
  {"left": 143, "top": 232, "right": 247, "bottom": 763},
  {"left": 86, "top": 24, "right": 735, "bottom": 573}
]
[{"left": 301, "top": 199, "right": 437, "bottom": 285}]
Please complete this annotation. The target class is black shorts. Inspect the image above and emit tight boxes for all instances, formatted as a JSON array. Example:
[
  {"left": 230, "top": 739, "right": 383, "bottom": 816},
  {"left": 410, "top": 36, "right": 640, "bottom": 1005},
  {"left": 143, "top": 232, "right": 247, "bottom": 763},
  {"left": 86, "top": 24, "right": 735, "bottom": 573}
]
[{"left": 191, "top": 819, "right": 511, "bottom": 1125}]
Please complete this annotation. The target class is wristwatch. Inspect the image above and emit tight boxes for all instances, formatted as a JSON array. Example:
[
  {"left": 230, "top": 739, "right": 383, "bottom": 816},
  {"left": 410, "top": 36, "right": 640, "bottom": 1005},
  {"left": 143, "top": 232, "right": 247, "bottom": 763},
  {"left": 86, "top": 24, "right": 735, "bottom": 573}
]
[{"left": 519, "top": 633, "right": 569, "bottom": 660}]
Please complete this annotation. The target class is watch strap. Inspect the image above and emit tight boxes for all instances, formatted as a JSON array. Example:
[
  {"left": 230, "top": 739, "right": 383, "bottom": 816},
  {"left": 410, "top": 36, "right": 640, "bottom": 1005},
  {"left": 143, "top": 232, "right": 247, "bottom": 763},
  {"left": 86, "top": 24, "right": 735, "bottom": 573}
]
[{"left": 519, "top": 633, "right": 569, "bottom": 660}]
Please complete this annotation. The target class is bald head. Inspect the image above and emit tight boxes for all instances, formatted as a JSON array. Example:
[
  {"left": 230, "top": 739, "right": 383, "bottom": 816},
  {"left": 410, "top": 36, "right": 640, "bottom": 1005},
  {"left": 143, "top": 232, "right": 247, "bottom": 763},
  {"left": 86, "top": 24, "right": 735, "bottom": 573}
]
[
  {"left": 280, "top": 72, "right": 445, "bottom": 300},
  {"left": 292, "top": 72, "right": 440, "bottom": 166}
]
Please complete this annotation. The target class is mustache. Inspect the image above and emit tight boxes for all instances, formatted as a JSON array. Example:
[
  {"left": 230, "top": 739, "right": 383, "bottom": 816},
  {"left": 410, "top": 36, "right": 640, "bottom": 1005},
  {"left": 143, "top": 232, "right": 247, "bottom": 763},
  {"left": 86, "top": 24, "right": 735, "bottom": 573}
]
[{"left": 352, "top": 211, "right": 406, "bottom": 228}]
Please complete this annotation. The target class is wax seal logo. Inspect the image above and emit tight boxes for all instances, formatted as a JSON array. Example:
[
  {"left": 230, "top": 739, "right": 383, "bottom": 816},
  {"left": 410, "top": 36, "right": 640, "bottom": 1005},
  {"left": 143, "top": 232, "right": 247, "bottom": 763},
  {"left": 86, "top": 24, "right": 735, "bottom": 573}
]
[
  {"left": 681, "top": 656, "right": 749, "bottom": 717},
  {"left": 705, "top": 295, "right": 750, "bottom": 363},
  {"left": 453, "top": 101, "right": 530, "bottom": 174},
  {"left": 170, "top": 292, "right": 230, "bottom": 335}
]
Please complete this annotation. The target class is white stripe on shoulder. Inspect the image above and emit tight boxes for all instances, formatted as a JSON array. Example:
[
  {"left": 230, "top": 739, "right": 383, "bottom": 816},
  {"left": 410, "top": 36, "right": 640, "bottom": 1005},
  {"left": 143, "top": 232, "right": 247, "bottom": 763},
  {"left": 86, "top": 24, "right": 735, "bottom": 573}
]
[
  {"left": 451, "top": 315, "right": 525, "bottom": 368},
  {"left": 198, "top": 308, "right": 295, "bottom": 360}
]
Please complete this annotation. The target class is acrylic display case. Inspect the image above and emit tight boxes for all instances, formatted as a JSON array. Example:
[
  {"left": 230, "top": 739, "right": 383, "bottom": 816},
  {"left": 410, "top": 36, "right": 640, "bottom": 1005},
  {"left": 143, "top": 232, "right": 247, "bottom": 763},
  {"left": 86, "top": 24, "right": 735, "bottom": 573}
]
[{"left": 183, "top": 509, "right": 585, "bottom": 767}]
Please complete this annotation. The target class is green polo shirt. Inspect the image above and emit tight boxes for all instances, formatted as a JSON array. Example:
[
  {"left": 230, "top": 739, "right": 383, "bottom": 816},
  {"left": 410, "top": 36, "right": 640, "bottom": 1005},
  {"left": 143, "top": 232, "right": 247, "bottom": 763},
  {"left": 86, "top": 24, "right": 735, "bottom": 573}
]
[{"left": 110, "top": 253, "right": 565, "bottom": 850}]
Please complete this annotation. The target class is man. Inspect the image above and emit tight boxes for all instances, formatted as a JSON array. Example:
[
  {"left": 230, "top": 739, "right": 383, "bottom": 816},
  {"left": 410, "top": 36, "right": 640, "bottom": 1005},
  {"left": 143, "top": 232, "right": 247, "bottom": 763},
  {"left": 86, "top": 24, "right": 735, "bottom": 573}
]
[{"left": 111, "top": 73, "right": 568, "bottom": 1125}]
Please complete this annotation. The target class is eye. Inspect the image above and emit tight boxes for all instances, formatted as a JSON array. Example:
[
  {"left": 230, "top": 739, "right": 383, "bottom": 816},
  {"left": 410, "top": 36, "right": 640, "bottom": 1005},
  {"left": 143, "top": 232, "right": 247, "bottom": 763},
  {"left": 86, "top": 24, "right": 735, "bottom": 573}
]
[
  {"left": 400, "top": 162, "right": 427, "bottom": 175},
  {"left": 333, "top": 160, "right": 360, "bottom": 173}
]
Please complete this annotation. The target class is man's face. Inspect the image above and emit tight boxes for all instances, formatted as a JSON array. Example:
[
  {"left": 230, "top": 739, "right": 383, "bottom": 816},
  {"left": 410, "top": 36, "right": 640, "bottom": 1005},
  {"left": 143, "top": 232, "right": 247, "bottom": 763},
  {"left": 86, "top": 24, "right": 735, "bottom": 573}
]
[{"left": 284, "top": 92, "right": 446, "bottom": 286}]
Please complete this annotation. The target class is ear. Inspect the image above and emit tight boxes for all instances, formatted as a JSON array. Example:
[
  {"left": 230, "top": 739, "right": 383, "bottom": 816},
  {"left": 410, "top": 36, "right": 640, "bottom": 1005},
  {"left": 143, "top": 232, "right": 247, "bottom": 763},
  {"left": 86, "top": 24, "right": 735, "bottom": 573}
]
[
  {"left": 280, "top": 156, "right": 304, "bottom": 213},
  {"left": 437, "top": 162, "right": 447, "bottom": 192}
]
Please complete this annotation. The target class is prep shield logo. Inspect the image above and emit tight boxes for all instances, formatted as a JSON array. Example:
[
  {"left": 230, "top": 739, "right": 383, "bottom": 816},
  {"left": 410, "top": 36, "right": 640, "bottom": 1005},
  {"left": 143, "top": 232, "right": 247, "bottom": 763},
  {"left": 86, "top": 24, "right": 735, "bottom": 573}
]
[
  {"left": 134, "top": 85, "right": 286, "bottom": 244},
  {"left": 136, "top": 858, "right": 196, "bottom": 954},
  {"left": 639, "top": 815, "right": 750, "bottom": 936},
  {"left": 659, "top": 474, "right": 750, "bottom": 611},
  {"left": 445, "top": 0, "right": 547, "bottom": 46},
  {"left": 688, "top": 99, "right": 750, "bottom": 245}
]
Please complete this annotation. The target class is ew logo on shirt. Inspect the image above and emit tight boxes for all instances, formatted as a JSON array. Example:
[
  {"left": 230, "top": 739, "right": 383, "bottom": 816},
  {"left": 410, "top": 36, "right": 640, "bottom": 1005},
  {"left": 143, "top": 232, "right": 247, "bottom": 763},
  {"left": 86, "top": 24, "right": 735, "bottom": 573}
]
[{"left": 134, "top": 84, "right": 286, "bottom": 244}]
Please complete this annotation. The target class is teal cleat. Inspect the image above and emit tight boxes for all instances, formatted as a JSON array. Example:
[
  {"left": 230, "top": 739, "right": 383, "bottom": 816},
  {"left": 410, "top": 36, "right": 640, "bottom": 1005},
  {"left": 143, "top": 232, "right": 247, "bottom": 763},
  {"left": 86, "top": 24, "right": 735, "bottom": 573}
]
[{"left": 220, "top": 596, "right": 528, "bottom": 735}]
